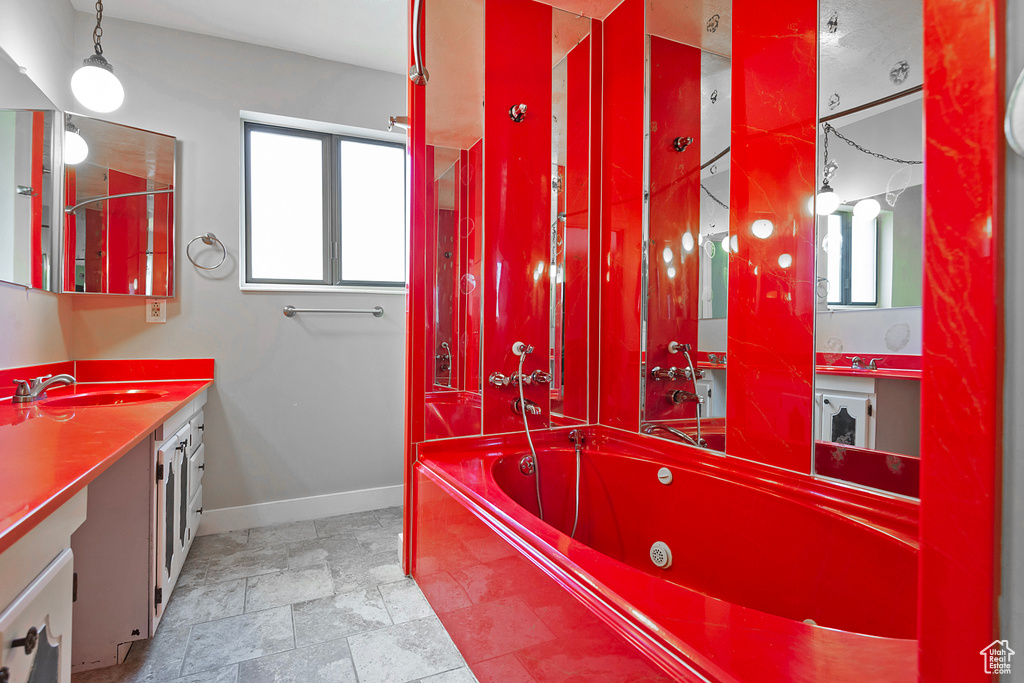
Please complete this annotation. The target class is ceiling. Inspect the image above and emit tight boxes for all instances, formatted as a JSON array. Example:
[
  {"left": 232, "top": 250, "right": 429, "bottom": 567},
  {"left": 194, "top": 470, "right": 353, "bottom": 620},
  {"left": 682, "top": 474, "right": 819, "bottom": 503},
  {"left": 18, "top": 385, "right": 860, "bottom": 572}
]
[{"left": 69, "top": 0, "right": 409, "bottom": 75}]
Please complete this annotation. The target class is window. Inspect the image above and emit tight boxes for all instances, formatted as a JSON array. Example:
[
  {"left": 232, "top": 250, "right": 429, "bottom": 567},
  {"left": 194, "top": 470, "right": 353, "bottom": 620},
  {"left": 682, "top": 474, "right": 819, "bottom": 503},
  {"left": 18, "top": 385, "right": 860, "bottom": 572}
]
[
  {"left": 824, "top": 209, "right": 878, "bottom": 306},
  {"left": 243, "top": 121, "right": 406, "bottom": 288}
]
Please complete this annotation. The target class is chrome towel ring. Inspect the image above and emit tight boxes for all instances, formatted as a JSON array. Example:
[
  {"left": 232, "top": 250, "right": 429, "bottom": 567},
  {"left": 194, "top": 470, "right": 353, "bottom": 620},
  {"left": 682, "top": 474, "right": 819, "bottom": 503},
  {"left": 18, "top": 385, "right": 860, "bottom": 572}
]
[{"left": 186, "top": 232, "right": 226, "bottom": 270}]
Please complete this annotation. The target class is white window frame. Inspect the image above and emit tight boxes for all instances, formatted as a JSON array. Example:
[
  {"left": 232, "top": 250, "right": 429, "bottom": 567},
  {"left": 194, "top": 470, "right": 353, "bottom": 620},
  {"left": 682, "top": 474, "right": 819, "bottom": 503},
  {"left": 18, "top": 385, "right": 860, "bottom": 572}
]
[{"left": 238, "top": 112, "right": 409, "bottom": 294}]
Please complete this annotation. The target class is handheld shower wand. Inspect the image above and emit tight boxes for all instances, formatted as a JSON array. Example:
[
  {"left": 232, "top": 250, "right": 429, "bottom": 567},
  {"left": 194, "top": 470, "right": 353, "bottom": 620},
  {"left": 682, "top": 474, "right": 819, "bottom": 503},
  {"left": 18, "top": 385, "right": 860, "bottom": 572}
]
[{"left": 514, "top": 342, "right": 543, "bottom": 520}]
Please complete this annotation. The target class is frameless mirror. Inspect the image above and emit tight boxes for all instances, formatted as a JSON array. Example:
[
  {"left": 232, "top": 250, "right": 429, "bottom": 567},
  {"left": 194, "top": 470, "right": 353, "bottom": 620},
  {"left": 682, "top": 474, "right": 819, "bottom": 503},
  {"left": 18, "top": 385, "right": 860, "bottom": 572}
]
[
  {"left": 0, "top": 48, "right": 59, "bottom": 291},
  {"left": 422, "top": 0, "right": 484, "bottom": 440},
  {"left": 812, "top": 0, "right": 923, "bottom": 497},
  {"left": 549, "top": 9, "right": 592, "bottom": 426},
  {"left": 63, "top": 115, "right": 176, "bottom": 296},
  {"left": 640, "top": 0, "right": 730, "bottom": 452}
]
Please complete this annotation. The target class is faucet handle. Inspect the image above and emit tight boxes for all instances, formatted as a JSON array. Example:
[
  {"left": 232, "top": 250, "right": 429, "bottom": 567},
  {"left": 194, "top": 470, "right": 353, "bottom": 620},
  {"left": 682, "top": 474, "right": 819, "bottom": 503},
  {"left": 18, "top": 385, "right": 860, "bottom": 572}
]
[
  {"left": 12, "top": 379, "right": 31, "bottom": 397},
  {"left": 868, "top": 357, "right": 882, "bottom": 370},
  {"left": 530, "top": 370, "right": 553, "bottom": 384}
]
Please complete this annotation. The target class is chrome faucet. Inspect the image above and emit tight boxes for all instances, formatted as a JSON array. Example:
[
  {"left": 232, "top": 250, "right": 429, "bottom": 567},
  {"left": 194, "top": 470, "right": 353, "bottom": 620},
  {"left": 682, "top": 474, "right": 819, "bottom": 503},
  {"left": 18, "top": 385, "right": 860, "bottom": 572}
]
[
  {"left": 512, "top": 398, "right": 542, "bottom": 416},
  {"left": 12, "top": 374, "right": 76, "bottom": 404},
  {"left": 851, "top": 356, "right": 881, "bottom": 370},
  {"left": 641, "top": 422, "right": 706, "bottom": 448},
  {"left": 670, "top": 390, "right": 704, "bottom": 405}
]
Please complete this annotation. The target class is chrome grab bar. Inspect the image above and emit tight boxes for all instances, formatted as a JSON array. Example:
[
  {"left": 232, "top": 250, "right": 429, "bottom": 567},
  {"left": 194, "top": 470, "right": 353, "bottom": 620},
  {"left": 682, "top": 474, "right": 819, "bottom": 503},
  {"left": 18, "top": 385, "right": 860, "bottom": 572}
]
[
  {"left": 64, "top": 188, "right": 174, "bottom": 214},
  {"left": 283, "top": 306, "right": 384, "bottom": 318},
  {"left": 409, "top": 0, "right": 428, "bottom": 85}
]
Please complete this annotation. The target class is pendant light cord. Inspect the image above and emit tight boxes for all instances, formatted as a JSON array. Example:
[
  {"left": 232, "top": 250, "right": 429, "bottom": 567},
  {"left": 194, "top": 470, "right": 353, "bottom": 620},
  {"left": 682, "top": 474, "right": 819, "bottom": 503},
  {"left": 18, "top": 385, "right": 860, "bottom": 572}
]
[
  {"left": 93, "top": 1, "right": 105, "bottom": 55},
  {"left": 821, "top": 123, "right": 922, "bottom": 166}
]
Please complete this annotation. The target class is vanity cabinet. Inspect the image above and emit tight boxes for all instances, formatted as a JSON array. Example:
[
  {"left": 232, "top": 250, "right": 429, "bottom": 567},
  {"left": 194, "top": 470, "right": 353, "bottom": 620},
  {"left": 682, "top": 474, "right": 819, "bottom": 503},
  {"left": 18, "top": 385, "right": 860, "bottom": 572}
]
[
  {"left": 0, "top": 494, "right": 86, "bottom": 683},
  {"left": 814, "top": 374, "right": 920, "bottom": 455},
  {"left": 71, "top": 391, "right": 207, "bottom": 673}
]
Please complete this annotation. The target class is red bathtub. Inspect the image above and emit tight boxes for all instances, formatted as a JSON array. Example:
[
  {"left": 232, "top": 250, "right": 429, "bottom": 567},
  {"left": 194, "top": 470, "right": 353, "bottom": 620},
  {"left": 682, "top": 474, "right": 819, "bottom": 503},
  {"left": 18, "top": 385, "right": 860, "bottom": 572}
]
[{"left": 413, "top": 427, "right": 918, "bottom": 682}]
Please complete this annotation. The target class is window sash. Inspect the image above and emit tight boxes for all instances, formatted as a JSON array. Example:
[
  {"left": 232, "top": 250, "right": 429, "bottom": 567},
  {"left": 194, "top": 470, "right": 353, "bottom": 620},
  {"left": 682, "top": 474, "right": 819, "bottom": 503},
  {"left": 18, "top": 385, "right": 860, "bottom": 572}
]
[{"left": 242, "top": 121, "right": 407, "bottom": 288}]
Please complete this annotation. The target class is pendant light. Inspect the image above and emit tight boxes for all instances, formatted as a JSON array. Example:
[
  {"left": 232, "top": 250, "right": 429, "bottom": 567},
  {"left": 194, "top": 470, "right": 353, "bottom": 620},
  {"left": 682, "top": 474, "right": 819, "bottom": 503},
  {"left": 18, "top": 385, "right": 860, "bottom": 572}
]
[
  {"left": 815, "top": 124, "right": 840, "bottom": 215},
  {"left": 64, "top": 116, "right": 88, "bottom": 165},
  {"left": 853, "top": 197, "right": 881, "bottom": 220},
  {"left": 71, "top": 1, "right": 124, "bottom": 113}
]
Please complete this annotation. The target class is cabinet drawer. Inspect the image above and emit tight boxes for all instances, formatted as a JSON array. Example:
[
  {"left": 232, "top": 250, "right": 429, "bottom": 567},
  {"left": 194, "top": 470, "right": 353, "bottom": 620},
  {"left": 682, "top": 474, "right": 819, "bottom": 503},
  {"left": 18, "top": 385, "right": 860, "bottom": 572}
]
[
  {"left": 189, "top": 410, "right": 205, "bottom": 455},
  {"left": 188, "top": 443, "right": 205, "bottom": 500},
  {"left": 0, "top": 549, "right": 74, "bottom": 683}
]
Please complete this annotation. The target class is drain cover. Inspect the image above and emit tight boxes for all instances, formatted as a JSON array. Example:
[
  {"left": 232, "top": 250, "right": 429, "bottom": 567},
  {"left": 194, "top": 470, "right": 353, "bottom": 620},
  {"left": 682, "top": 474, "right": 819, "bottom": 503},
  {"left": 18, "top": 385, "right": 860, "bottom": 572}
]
[{"left": 650, "top": 541, "right": 673, "bottom": 568}]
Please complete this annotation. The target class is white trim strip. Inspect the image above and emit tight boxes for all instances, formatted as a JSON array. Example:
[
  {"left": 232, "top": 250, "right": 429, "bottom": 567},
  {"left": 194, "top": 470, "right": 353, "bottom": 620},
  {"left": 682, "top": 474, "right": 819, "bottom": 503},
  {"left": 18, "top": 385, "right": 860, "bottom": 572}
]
[{"left": 196, "top": 484, "right": 404, "bottom": 536}]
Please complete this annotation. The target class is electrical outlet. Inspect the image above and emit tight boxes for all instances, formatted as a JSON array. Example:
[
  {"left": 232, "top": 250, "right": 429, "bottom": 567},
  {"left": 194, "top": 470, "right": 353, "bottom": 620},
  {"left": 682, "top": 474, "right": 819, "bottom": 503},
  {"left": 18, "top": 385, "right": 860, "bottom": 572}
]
[{"left": 146, "top": 298, "right": 166, "bottom": 324}]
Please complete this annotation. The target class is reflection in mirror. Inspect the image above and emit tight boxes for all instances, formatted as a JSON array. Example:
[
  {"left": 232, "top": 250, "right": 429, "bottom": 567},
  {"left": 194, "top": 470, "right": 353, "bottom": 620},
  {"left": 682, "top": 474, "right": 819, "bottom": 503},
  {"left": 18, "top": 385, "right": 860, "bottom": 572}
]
[
  {"left": 63, "top": 115, "right": 175, "bottom": 296},
  {"left": 812, "top": 0, "right": 923, "bottom": 497},
  {"left": 549, "top": 10, "right": 592, "bottom": 426},
  {"left": 0, "top": 48, "right": 59, "bottom": 291},
  {"left": 422, "top": 0, "right": 484, "bottom": 440},
  {"left": 641, "top": 1, "right": 730, "bottom": 453}
]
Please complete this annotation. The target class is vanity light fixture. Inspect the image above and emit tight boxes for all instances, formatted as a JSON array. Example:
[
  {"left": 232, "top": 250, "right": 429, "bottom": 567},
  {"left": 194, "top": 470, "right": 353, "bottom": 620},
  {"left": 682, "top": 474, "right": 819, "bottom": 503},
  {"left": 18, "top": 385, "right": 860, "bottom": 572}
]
[
  {"left": 64, "top": 117, "right": 88, "bottom": 165},
  {"left": 71, "top": 1, "right": 125, "bottom": 113},
  {"left": 853, "top": 197, "right": 882, "bottom": 220},
  {"left": 751, "top": 219, "right": 774, "bottom": 239}
]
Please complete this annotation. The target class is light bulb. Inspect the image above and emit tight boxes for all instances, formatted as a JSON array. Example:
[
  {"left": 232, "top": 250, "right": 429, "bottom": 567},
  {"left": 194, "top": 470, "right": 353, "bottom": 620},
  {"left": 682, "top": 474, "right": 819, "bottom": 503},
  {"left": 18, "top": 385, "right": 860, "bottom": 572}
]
[
  {"left": 853, "top": 197, "right": 881, "bottom": 220},
  {"left": 751, "top": 219, "right": 774, "bottom": 239},
  {"left": 64, "top": 129, "right": 88, "bottom": 164},
  {"left": 71, "top": 55, "right": 124, "bottom": 113},
  {"left": 681, "top": 233, "right": 695, "bottom": 253},
  {"left": 662, "top": 246, "right": 673, "bottom": 263},
  {"left": 815, "top": 187, "right": 841, "bottom": 215},
  {"left": 778, "top": 253, "right": 793, "bottom": 268}
]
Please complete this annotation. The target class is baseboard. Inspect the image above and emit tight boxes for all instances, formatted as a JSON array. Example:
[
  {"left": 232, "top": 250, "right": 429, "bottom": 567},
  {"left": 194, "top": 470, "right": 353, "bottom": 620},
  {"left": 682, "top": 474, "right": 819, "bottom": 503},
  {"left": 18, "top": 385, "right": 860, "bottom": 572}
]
[{"left": 197, "top": 484, "right": 404, "bottom": 536}]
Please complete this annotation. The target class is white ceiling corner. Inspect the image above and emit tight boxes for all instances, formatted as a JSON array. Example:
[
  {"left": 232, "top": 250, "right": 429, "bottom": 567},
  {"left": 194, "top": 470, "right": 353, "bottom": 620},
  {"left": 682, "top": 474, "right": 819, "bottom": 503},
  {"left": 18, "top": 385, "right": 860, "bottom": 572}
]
[{"left": 70, "top": 0, "right": 409, "bottom": 75}]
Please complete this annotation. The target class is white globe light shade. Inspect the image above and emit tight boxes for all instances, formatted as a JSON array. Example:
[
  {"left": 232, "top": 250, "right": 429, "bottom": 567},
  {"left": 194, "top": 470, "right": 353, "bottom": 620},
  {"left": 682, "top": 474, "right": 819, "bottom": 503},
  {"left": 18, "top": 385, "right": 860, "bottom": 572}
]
[
  {"left": 751, "top": 219, "right": 774, "bottom": 239},
  {"left": 64, "top": 130, "right": 89, "bottom": 165},
  {"left": 681, "top": 232, "right": 695, "bottom": 252},
  {"left": 815, "top": 189, "right": 841, "bottom": 216},
  {"left": 71, "top": 63, "right": 124, "bottom": 113},
  {"left": 853, "top": 197, "right": 882, "bottom": 220},
  {"left": 778, "top": 253, "right": 793, "bottom": 269}
]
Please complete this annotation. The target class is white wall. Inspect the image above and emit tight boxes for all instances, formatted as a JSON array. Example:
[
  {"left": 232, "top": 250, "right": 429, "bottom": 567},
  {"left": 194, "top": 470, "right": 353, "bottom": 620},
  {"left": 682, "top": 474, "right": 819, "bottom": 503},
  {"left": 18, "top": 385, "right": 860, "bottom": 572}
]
[
  {"left": 66, "top": 16, "right": 408, "bottom": 511},
  {"left": 0, "top": 0, "right": 75, "bottom": 369},
  {"left": 815, "top": 306, "right": 922, "bottom": 356}
]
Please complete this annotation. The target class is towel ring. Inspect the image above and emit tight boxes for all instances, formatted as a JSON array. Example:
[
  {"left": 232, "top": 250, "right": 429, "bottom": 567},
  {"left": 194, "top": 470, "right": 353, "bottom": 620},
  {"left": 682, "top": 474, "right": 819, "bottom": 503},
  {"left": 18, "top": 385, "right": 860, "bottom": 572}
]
[{"left": 186, "top": 232, "right": 227, "bottom": 270}]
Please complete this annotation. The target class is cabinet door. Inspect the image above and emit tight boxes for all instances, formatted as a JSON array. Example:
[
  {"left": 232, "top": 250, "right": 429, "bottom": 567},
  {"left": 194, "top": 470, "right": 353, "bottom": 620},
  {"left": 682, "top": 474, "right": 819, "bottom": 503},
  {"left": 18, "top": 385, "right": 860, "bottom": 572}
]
[
  {"left": 0, "top": 549, "right": 74, "bottom": 683},
  {"left": 188, "top": 443, "right": 205, "bottom": 501},
  {"left": 820, "top": 392, "right": 874, "bottom": 449},
  {"left": 154, "top": 425, "right": 188, "bottom": 628}
]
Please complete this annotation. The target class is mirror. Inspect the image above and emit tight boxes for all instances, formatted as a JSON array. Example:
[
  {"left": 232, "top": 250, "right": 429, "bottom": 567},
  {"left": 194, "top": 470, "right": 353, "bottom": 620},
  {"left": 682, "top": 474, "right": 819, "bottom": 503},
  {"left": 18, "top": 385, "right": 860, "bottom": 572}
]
[
  {"left": 812, "top": 0, "right": 923, "bottom": 497},
  {"left": 422, "top": 0, "right": 484, "bottom": 440},
  {"left": 549, "top": 10, "right": 592, "bottom": 427},
  {"left": 640, "top": 1, "right": 730, "bottom": 453},
  {"left": 62, "top": 115, "right": 175, "bottom": 296},
  {"left": 0, "top": 48, "right": 59, "bottom": 291}
]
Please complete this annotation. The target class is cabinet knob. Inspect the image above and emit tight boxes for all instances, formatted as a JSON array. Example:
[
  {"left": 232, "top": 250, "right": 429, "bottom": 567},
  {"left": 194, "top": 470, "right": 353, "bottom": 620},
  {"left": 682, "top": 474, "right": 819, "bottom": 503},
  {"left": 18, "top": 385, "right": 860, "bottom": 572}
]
[
  {"left": 198, "top": 424, "right": 205, "bottom": 431},
  {"left": 198, "top": 464, "right": 205, "bottom": 470},
  {"left": 0, "top": 666, "right": 10, "bottom": 683},
  {"left": 12, "top": 626, "right": 38, "bottom": 655}
]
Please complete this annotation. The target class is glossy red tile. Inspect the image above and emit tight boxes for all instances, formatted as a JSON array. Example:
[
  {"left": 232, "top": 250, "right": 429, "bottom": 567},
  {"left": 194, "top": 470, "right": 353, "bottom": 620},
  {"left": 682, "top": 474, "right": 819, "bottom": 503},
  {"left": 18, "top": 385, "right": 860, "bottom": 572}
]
[
  {"left": 481, "top": 0, "right": 553, "bottom": 434},
  {"left": 587, "top": 21, "right": 603, "bottom": 425},
  {"left": 598, "top": 0, "right": 644, "bottom": 431},
  {"left": 919, "top": 0, "right": 1004, "bottom": 677},
  {"left": 726, "top": 0, "right": 817, "bottom": 473}
]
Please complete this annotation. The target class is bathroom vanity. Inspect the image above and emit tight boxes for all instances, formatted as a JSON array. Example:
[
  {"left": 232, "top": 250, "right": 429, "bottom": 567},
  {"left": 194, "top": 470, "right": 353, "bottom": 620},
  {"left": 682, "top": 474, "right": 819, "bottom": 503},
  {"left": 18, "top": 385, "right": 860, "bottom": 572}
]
[{"left": 0, "top": 359, "right": 213, "bottom": 681}]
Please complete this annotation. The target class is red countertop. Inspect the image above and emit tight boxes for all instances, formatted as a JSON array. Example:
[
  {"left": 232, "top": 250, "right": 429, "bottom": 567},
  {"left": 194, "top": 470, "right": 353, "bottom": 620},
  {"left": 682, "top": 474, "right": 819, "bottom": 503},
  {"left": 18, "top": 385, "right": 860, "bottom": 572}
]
[
  {"left": 0, "top": 379, "right": 212, "bottom": 555},
  {"left": 815, "top": 365, "right": 922, "bottom": 380}
]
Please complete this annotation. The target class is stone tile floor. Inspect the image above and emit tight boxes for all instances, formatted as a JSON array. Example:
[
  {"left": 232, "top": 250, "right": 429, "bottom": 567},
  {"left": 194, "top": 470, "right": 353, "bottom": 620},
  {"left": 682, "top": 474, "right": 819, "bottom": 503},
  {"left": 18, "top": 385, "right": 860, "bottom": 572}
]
[{"left": 71, "top": 507, "right": 477, "bottom": 683}]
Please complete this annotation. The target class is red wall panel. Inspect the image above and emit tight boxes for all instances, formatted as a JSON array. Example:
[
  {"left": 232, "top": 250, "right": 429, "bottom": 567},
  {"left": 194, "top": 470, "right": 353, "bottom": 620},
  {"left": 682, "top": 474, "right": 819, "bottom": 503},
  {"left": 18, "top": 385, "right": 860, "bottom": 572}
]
[
  {"left": 106, "top": 170, "right": 147, "bottom": 295},
  {"left": 725, "top": 0, "right": 817, "bottom": 472},
  {"left": 63, "top": 169, "right": 77, "bottom": 291},
  {"left": 645, "top": 37, "right": 702, "bottom": 422},
  {"left": 598, "top": 0, "right": 644, "bottom": 431},
  {"left": 919, "top": 0, "right": 1004, "bottom": 677},
  {"left": 587, "top": 21, "right": 603, "bottom": 423},
  {"left": 464, "top": 140, "right": 484, "bottom": 394},
  {"left": 481, "top": 0, "right": 553, "bottom": 433}
]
